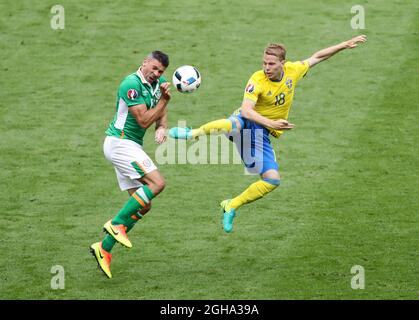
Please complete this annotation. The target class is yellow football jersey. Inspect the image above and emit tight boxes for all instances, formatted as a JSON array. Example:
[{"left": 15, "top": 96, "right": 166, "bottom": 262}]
[{"left": 240, "top": 60, "right": 309, "bottom": 137}]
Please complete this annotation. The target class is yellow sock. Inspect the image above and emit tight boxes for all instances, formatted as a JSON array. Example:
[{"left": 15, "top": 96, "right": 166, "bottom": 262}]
[
  {"left": 227, "top": 180, "right": 279, "bottom": 211},
  {"left": 192, "top": 119, "right": 232, "bottom": 138}
]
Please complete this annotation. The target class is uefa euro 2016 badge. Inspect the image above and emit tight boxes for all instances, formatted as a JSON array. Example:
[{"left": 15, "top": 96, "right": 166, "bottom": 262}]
[
  {"left": 286, "top": 79, "right": 293, "bottom": 89},
  {"left": 127, "top": 89, "right": 138, "bottom": 100},
  {"left": 245, "top": 83, "right": 255, "bottom": 93}
]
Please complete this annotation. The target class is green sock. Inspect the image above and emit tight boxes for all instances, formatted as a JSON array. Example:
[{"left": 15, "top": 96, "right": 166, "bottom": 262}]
[
  {"left": 102, "top": 212, "right": 143, "bottom": 252},
  {"left": 111, "top": 185, "right": 154, "bottom": 226},
  {"left": 102, "top": 185, "right": 154, "bottom": 253}
]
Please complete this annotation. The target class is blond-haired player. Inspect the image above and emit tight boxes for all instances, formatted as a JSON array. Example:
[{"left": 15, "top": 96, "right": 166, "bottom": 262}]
[{"left": 170, "top": 35, "right": 367, "bottom": 233}]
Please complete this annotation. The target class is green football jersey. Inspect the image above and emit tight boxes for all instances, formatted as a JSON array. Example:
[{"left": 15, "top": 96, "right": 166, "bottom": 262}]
[{"left": 106, "top": 71, "right": 167, "bottom": 146}]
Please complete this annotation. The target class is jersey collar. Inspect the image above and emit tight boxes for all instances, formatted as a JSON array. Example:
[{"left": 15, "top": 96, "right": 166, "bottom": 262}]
[
  {"left": 136, "top": 69, "right": 160, "bottom": 95},
  {"left": 136, "top": 68, "right": 160, "bottom": 87},
  {"left": 268, "top": 70, "right": 284, "bottom": 83}
]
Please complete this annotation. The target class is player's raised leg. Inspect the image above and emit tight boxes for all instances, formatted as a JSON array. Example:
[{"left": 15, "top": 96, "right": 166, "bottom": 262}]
[
  {"left": 169, "top": 117, "right": 242, "bottom": 140},
  {"left": 103, "top": 170, "right": 165, "bottom": 248},
  {"left": 221, "top": 170, "right": 280, "bottom": 233},
  {"left": 102, "top": 186, "right": 152, "bottom": 248},
  {"left": 229, "top": 170, "right": 280, "bottom": 211},
  {"left": 101, "top": 200, "right": 151, "bottom": 254},
  {"left": 92, "top": 186, "right": 152, "bottom": 278}
]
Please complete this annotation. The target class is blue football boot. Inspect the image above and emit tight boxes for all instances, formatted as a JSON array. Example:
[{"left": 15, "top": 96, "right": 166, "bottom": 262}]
[
  {"left": 220, "top": 199, "right": 236, "bottom": 233},
  {"left": 168, "top": 127, "right": 193, "bottom": 140}
]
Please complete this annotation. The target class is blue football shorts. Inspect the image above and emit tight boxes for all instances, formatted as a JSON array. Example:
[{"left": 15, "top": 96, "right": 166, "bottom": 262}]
[{"left": 227, "top": 112, "right": 279, "bottom": 175}]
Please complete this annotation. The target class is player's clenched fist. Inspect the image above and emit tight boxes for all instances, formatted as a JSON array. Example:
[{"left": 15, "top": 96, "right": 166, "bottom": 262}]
[
  {"left": 155, "top": 127, "right": 167, "bottom": 144},
  {"left": 160, "top": 82, "right": 171, "bottom": 101}
]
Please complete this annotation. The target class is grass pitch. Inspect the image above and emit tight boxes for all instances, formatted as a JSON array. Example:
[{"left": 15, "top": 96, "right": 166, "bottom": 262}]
[{"left": 0, "top": 0, "right": 418, "bottom": 299}]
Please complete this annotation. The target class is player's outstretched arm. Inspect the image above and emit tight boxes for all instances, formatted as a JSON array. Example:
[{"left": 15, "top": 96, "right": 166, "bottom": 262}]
[{"left": 305, "top": 35, "right": 367, "bottom": 68}]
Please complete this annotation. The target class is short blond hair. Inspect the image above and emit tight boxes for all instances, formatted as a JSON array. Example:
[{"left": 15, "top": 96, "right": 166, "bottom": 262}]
[{"left": 264, "top": 43, "right": 287, "bottom": 61}]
